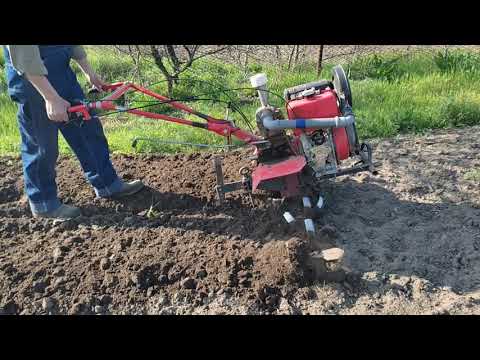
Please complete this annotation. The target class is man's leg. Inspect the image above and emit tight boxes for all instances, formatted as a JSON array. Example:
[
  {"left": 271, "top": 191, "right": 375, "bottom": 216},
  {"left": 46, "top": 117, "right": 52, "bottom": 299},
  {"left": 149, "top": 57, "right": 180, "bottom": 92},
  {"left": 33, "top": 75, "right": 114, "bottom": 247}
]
[
  {"left": 17, "top": 100, "right": 62, "bottom": 214},
  {"left": 59, "top": 116, "right": 124, "bottom": 197}
]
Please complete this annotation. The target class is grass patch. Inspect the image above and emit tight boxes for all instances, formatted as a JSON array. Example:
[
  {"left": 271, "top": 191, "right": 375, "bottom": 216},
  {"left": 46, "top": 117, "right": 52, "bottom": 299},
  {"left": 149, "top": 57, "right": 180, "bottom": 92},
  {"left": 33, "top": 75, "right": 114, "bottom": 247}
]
[
  {"left": 0, "top": 92, "right": 20, "bottom": 154},
  {"left": 1, "top": 47, "right": 480, "bottom": 156}
]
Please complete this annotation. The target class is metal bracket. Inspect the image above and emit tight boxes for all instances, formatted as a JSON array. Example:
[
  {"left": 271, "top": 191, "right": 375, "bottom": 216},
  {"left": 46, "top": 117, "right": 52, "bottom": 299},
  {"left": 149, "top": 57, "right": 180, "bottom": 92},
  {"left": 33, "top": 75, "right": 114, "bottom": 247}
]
[
  {"left": 213, "top": 156, "right": 226, "bottom": 204},
  {"left": 314, "top": 142, "right": 379, "bottom": 180},
  {"left": 213, "top": 156, "right": 250, "bottom": 205}
]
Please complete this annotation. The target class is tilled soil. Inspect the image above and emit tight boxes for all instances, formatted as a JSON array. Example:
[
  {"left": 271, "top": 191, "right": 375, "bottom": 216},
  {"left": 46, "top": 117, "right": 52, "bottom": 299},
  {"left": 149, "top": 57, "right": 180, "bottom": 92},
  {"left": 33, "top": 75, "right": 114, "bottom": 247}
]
[{"left": 1, "top": 126, "right": 480, "bottom": 315}]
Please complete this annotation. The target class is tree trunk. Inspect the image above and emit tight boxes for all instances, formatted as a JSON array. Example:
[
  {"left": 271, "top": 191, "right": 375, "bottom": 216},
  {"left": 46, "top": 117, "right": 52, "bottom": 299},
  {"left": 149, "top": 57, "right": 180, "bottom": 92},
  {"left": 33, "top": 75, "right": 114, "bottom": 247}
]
[
  {"left": 275, "top": 45, "right": 282, "bottom": 65},
  {"left": 316, "top": 45, "right": 324, "bottom": 76},
  {"left": 150, "top": 45, "right": 175, "bottom": 96},
  {"left": 294, "top": 45, "right": 300, "bottom": 67},
  {"left": 287, "top": 45, "right": 296, "bottom": 70},
  {"left": 243, "top": 45, "right": 251, "bottom": 71},
  {"left": 167, "top": 78, "right": 174, "bottom": 97},
  {"left": 165, "top": 45, "right": 181, "bottom": 74}
]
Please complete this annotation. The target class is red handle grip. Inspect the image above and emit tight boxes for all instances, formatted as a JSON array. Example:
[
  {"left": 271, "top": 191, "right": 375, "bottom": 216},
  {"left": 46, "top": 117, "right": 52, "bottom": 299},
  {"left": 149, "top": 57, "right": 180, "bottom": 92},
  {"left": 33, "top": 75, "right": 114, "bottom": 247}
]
[{"left": 68, "top": 103, "right": 91, "bottom": 121}]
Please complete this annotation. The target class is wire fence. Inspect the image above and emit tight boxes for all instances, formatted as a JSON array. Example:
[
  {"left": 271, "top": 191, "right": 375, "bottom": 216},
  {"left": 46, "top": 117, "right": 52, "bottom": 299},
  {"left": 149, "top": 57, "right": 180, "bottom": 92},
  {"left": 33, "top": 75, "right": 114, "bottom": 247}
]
[
  {"left": 102, "top": 45, "right": 480, "bottom": 67},
  {"left": 210, "top": 45, "right": 480, "bottom": 72}
]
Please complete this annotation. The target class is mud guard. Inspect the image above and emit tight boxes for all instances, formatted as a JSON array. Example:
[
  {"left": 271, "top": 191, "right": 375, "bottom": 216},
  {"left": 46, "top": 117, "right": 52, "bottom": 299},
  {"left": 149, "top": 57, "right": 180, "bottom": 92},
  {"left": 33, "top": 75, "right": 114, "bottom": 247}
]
[{"left": 252, "top": 156, "right": 306, "bottom": 198}]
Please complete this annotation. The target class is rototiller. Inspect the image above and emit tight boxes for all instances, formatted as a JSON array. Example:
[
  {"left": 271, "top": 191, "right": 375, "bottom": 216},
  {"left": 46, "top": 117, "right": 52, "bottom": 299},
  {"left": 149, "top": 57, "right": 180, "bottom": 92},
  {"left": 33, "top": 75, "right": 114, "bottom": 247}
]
[{"left": 67, "top": 65, "right": 376, "bottom": 237}]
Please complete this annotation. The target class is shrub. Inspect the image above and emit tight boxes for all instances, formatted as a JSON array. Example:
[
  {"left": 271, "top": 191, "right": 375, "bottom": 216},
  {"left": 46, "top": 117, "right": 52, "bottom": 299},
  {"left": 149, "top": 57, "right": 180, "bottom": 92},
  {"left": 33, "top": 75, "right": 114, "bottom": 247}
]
[
  {"left": 348, "top": 53, "right": 406, "bottom": 82},
  {"left": 434, "top": 49, "right": 480, "bottom": 73}
]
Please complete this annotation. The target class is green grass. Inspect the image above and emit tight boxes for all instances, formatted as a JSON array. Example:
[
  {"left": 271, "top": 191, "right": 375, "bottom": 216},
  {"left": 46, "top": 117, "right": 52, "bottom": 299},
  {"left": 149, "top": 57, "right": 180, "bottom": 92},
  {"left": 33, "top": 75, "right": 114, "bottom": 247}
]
[
  {"left": 0, "top": 92, "right": 20, "bottom": 154},
  {"left": 2, "top": 47, "right": 480, "bottom": 156}
]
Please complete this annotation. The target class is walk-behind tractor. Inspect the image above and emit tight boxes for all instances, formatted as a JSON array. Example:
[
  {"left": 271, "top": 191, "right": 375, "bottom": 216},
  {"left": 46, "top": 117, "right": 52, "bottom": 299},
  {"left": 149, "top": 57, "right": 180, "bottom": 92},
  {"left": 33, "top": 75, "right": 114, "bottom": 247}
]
[{"left": 68, "top": 65, "right": 377, "bottom": 282}]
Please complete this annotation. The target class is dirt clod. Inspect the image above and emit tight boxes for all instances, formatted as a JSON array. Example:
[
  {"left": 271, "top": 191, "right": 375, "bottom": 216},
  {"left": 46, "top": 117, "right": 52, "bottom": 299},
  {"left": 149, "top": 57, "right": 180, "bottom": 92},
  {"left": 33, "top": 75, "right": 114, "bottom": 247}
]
[
  {"left": 52, "top": 247, "right": 64, "bottom": 263},
  {"left": 99, "top": 295, "right": 113, "bottom": 305},
  {"left": 158, "top": 275, "right": 168, "bottom": 285},
  {"left": 180, "top": 277, "right": 197, "bottom": 290},
  {"left": 32, "top": 280, "right": 47, "bottom": 294},
  {"left": 100, "top": 258, "right": 111, "bottom": 270},
  {"left": 70, "top": 302, "right": 86, "bottom": 315},
  {"left": 53, "top": 267, "right": 65, "bottom": 277},
  {"left": 196, "top": 269, "right": 207, "bottom": 279},
  {"left": 146, "top": 287, "right": 155, "bottom": 297},
  {"left": 42, "top": 297, "right": 57, "bottom": 312}
]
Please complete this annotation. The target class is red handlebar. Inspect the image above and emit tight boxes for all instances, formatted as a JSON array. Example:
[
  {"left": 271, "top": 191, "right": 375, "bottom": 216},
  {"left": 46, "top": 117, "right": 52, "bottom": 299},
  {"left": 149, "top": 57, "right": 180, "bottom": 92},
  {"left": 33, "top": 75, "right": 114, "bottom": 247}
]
[
  {"left": 66, "top": 81, "right": 260, "bottom": 144},
  {"left": 99, "top": 82, "right": 125, "bottom": 92}
]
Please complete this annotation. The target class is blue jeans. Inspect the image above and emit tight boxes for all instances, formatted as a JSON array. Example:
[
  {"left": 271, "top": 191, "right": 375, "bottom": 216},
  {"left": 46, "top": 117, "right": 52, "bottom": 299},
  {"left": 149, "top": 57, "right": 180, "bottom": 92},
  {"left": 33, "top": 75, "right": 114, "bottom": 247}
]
[{"left": 17, "top": 91, "right": 123, "bottom": 214}]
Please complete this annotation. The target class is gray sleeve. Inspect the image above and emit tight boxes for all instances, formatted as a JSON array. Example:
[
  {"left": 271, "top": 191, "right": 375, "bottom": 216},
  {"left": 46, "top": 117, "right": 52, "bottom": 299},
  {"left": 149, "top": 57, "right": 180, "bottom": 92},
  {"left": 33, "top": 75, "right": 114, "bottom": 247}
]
[
  {"left": 71, "top": 45, "right": 87, "bottom": 61},
  {"left": 7, "top": 45, "right": 48, "bottom": 76}
]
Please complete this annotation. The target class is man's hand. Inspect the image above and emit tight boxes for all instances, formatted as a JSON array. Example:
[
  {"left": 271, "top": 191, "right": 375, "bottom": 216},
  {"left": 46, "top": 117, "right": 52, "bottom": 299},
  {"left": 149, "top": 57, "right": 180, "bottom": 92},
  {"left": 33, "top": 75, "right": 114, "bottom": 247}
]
[
  {"left": 45, "top": 96, "right": 71, "bottom": 122},
  {"left": 86, "top": 72, "right": 108, "bottom": 92},
  {"left": 76, "top": 57, "right": 107, "bottom": 92},
  {"left": 25, "top": 74, "right": 71, "bottom": 122}
]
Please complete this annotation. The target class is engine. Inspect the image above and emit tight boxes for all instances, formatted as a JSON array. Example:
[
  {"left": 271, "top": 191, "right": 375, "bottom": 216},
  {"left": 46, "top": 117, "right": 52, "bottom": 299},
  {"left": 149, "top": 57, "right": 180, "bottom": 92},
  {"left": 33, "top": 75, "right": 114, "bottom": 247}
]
[
  {"left": 284, "top": 80, "right": 355, "bottom": 177},
  {"left": 249, "top": 65, "right": 372, "bottom": 198}
]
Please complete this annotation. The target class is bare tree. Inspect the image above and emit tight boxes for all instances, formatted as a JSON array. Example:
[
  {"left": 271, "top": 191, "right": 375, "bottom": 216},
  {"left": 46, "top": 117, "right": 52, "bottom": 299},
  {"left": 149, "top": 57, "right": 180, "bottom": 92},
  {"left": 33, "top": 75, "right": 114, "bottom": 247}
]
[{"left": 112, "top": 45, "right": 230, "bottom": 96}]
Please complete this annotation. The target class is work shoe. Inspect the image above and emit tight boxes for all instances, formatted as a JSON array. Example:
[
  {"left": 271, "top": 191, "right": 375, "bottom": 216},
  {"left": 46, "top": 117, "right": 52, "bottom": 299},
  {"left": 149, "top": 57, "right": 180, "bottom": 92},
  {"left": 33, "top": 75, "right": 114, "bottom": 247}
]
[
  {"left": 109, "top": 180, "right": 145, "bottom": 199},
  {"left": 32, "top": 204, "right": 81, "bottom": 220}
]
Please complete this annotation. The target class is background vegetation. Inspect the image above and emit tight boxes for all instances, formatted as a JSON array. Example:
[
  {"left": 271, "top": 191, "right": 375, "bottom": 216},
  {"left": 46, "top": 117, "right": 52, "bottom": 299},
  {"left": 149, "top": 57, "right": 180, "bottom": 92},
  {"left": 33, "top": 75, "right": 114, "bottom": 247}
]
[{"left": 2, "top": 46, "right": 480, "bottom": 155}]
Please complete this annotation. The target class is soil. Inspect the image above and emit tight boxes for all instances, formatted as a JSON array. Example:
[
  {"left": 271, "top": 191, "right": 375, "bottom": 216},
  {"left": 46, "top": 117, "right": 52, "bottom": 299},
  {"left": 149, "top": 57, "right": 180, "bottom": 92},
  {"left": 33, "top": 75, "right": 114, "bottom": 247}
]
[{"left": 1, "top": 125, "right": 480, "bottom": 315}]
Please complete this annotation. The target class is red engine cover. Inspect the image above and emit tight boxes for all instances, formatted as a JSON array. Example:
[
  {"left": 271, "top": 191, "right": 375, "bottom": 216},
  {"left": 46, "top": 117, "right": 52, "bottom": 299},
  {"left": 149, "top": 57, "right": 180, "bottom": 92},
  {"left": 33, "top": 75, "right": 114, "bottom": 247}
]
[
  {"left": 287, "top": 90, "right": 340, "bottom": 124},
  {"left": 286, "top": 89, "right": 350, "bottom": 161}
]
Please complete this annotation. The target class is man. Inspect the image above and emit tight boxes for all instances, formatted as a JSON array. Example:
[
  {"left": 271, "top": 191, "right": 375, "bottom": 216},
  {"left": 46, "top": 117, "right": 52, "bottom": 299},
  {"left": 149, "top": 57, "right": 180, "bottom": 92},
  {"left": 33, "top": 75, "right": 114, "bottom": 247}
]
[{"left": 2, "top": 45, "right": 144, "bottom": 220}]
